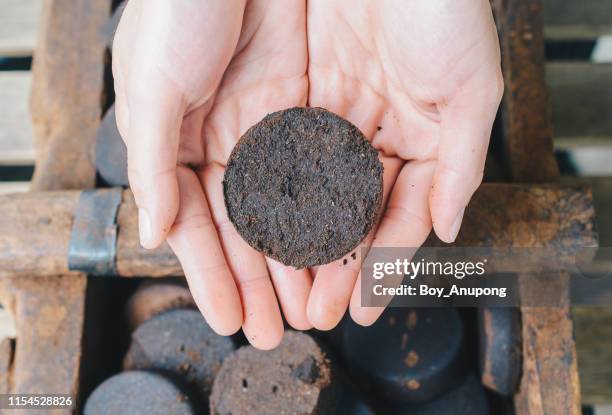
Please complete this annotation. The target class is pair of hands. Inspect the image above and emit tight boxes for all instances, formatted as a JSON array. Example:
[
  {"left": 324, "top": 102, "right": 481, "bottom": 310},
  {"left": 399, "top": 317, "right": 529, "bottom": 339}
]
[{"left": 113, "top": 0, "right": 503, "bottom": 349}]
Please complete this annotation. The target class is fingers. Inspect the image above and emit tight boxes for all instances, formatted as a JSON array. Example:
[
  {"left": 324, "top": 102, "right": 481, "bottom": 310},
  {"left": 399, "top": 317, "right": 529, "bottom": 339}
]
[
  {"left": 430, "top": 67, "right": 503, "bottom": 243},
  {"left": 124, "top": 90, "right": 183, "bottom": 249},
  {"left": 350, "top": 161, "right": 435, "bottom": 326},
  {"left": 112, "top": 0, "right": 183, "bottom": 249},
  {"left": 266, "top": 258, "right": 313, "bottom": 331},
  {"left": 166, "top": 166, "right": 242, "bottom": 336},
  {"left": 112, "top": 0, "right": 247, "bottom": 249},
  {"left": 201, "top": 163, "right": 284, "bottom": 350},
  {"left": 114, "top": 61, "right": 185, "bottom": 250},
  {"left": 306, "top": 156, "right": 403, "bottom": 330}
]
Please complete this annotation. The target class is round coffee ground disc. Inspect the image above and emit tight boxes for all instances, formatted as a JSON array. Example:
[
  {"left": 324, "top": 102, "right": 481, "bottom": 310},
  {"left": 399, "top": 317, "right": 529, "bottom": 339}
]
[
  {"left": 84, "top": 371, "right": 196, "bottom": 415},
  {"left": 223, "top": 107, "right": 383, "bottom": 268}
]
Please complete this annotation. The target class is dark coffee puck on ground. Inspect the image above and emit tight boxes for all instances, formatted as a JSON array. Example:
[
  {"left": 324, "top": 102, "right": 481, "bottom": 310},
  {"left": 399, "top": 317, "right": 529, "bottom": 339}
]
[
  {"left": 223, "top": 107, "right": 383, "bottom": 268},
  {"left": 478, "top": 307, "right": 522, "bottom": 396},
  {"left": 84, "top": 371, "right": 196, "bottom": 415},
  {"left": 389, "top": 374, "right": 489, "bottom": 415},
  {"left": 123, "top": 309, "right": 234, "bottom": 401},
  {"left": 125, "top": 280, "right": 196, "bottom": 331},
  {"left": 210, "top": 331, "right": 340, "bottom": 415},
  {"left": 342, "top": 308, "right": 465, "bottom": 403},
  {"left": 95, "top": 105, "right": 129, "bottom": 187}
]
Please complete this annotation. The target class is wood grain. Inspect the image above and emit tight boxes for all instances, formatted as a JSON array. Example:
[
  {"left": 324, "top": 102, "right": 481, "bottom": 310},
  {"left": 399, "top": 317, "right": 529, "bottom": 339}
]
[
  {"left": 4, "top": 3, "right": 111, "bottom": 411},
  {"left": 0, "top": 275, "right": 86, "bottom": 411},
  {"left": 0, "top": 184, "right": 596, "bottom": 278},
  {"left": 492, "top": 0, "right": 560, "bottom": 182},
  {"left": 515, "top": 292, "right": 582, "bottom": 415},
  {"left": 562, "top": 177, "right": 612, "bottom": 247},
  {"left": 29, "top": 0, "right": 111, "bottom": 190}
]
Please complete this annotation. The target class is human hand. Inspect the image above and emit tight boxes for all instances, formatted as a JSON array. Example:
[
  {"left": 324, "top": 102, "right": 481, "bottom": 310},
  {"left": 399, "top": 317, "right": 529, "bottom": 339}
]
[
  {"left": 113, "top": 0, "right": 310, "bottom": 349},
  {"left": 306, "top": 0, "right": 503, "bottom": 329}
]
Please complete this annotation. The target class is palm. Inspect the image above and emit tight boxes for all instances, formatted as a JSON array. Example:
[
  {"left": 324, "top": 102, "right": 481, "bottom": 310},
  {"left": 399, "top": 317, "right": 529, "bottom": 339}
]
[
  {"left": 114, "top": 0, "right": 502, "bottom": 343},
  {"left": 305, "top": 0, "right": 502, "bottom": 328},
  {"left": 114, "top": 0, "right": 310, "bottom": 349},
  {"left": 190, "top": 1, "right": 311, "bottom": 347},
  {"left": 308, "top": 0, "right": 499, "bottom": 162}
]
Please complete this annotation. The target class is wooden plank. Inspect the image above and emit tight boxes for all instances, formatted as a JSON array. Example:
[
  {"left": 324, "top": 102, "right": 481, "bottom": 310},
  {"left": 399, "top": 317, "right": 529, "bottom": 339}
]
[
  {"left": 0, "top": 72, "right": 35, "bottom": 165},
  {"left": 29, "top": 0, "right": 111, "bottom": 190},
  {"left": 0, "top": 0, "right": 42, "bottom": 56},
  {"left": 0, "top": 275, "right": 86, "bottom": 410},
  {"left": 492, "top": 0, "right": 560, "bottom": 182},
  {"left": 494, "top": 3, "right": 581, "bottom": 411},
  {"left": 4, "top": 3, "right": 110, "bottom": 411},
  {"left": 515, "top": 294, "right": 582, "bottom": 415},
  {"left": 543, "top": 0, "right": 612, "bottom": 39},
  {"left": 0, "top": 184, "right": 596, "bottom": 278},
  {"left": 561, "top": 176, "right": 612, "bottom": 266},
  {"left": 547, "top": 63, "right": 612, "bottom": 140}
]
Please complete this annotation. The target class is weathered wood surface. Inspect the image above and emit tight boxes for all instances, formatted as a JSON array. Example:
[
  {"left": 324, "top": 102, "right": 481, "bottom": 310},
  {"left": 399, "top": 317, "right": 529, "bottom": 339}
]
[
  {"left": 3, "top": 3, "right": 111, "bottom": 411},
  {"left": 0, "top": 72, "right": 35, "bottom": 165},
  {"left": 0, "top": 184, "right": 596, "bottom": 278},
  {"left": 29, "top": 0, "right": 111, "bottom": 191},
  {"left": 0, "top": 0, "right": 42, "bottom": 56},
  {"left": 479, "top": 307, "right": 522, "bottom": 396},
  {"left": 493, "top": 2, "right": 585, "bottom": 412},
  {"left": 547, "top": 63, "right": 612, "bottom": 140},
  {"left": 0, "top": 275, "right": 86, "bottom": 413},
  {"left": 515, "top": 291, "right": 582, "bottom": 415},
  {"left": 562, "top": 177, "right": 612, "bottom": 247},
  {"left": 543, "top": 0, "right": 612, "bottom": 39},
  {"left": 492, "top": 0, "right": 560, "bottom": 182}
]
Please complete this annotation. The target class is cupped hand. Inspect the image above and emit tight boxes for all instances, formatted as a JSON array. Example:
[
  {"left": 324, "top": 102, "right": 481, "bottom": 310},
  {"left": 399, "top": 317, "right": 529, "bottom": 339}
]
[
  {"left": 305, "top": 0, "right": 503, "bottom": 329},
  {"left": 113, "top": 0, "right": 311, "bottom": 349}
]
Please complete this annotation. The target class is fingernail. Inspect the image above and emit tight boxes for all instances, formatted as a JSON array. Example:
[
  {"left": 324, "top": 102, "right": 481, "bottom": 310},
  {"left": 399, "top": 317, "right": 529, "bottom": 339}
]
[
  {"left": 138, "top": 208, "right": 152, "bottom": 248},
  {"left": 449, "top": 208, "right": 465, "bottom": 242}
]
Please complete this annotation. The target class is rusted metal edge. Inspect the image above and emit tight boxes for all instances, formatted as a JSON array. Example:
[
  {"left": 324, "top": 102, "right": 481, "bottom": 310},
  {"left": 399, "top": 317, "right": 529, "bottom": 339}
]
[{"left": 68, "top": 188, "right": 122, "bottom": 275}]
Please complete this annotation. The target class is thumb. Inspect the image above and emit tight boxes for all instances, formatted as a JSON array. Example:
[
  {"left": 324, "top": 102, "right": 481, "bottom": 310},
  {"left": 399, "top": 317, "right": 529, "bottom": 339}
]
[
  {"left": 121, "top": 87, "right": 183, "bottom": 249},
  {"left": 429, "top": 70, "right": 503, "bottom": 243}
]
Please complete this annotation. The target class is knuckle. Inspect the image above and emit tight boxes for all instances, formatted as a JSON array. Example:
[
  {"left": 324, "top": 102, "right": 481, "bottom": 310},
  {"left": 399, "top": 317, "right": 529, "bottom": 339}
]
[
  {"left": 234, "top": 272, "right": 270, "bottom": 295},
  {"left": 214, "top": 219, "right": 236, "bottom": 236},
  {"left": 383, "top": 206, "right": 431, "bottom": 231},
  {"left": 173, "top": 213, "right": 215, "bottom": 232},
  {"left": 313, "top": 300, "right": 345, "bottom": 329}
]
